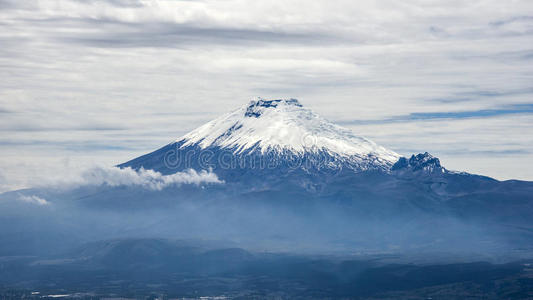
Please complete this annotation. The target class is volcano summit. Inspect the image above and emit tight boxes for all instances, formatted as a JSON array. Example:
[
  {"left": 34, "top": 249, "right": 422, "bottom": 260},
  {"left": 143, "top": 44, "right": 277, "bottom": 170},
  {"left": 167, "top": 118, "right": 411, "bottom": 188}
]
[{"left": 120, "top": 99, "right": 400, "bottom": 178}]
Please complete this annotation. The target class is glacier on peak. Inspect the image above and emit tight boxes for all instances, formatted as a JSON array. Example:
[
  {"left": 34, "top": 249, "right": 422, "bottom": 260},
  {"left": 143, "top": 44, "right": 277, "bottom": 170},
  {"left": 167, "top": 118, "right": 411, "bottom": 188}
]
[{"left": 178, "top": 98, "right": 400, "bottom": 165}]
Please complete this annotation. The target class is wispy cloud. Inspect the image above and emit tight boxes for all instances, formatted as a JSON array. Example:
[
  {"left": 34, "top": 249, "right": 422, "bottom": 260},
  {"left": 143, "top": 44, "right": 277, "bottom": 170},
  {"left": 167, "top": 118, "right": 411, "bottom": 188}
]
[
  {"left": 56, "top": 21, "right": 336, "bottom": 48},
  {"left": 338, "top": 104, "right": 533, "bottom": 125},
  {"left": 50, "top": 166, "right": 223, "bottom": 191},
  {"left": 18, "top": 194, "right": 49, "bottom": 205},
  {"left": 490, "top": 15, "right": 533, "bottom": 27},
  {"left": 407, "top": 104, "right": 533, "bottom": 121}
]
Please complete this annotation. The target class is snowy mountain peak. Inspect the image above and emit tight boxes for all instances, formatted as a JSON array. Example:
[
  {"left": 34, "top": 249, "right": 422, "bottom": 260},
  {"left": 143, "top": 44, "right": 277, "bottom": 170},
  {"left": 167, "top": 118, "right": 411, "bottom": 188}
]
[
  {"left": 245, "top": 98, "right": 302, "bottom": 118},
  {"left": 178, "top": 98, "right": 400, "bottom": 168},
  {"left": 392, "top": 152, "right": 446, "bottom": 174}
]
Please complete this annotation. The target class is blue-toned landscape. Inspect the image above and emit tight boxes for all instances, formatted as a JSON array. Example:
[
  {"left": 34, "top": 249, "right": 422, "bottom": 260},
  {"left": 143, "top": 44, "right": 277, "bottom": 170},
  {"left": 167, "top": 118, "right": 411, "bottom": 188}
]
[
  {"left": 1, "top": 0, "right": 533, "bottom": 299},
  {"left": 1, "top": 99, "right": 532, "bottom": 299}
]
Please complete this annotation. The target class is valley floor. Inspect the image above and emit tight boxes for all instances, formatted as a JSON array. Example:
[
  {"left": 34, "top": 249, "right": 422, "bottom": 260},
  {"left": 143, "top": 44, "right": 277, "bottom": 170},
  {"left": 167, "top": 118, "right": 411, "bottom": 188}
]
[{"left": 1, "top": 257, "right": 532, "bottom": 300}]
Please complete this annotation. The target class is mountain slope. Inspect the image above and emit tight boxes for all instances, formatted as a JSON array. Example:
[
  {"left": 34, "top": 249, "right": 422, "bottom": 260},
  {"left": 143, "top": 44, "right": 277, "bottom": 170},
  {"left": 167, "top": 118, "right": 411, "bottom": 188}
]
[
  {"left": 181, "top": 98, "right": 398, "bottom": 159},
  {"left": 120, "top": 99, "right": 400, "bottom": 178}
]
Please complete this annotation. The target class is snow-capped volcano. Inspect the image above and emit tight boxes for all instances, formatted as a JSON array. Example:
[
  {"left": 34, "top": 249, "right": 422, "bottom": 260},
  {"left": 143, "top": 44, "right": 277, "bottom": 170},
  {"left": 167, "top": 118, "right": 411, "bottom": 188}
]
[
  {"left": 180, "top": 99, "right": 399, "bottom": 163},
  {"left": 120, "top": 99, "right": 400, "bottom": 177}
]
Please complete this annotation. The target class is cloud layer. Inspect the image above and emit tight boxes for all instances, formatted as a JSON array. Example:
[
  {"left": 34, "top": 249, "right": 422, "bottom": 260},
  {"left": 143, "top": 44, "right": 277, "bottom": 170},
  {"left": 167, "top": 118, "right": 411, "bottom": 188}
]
[
  {"left": 0, "top": 0, "right": 532, "bottom": 191},
  {"left": 76, "top": 167, "right": 222, "bottom": 190},
  {"left": 40, "top": 166, "right": 223, "bottom": 191}
]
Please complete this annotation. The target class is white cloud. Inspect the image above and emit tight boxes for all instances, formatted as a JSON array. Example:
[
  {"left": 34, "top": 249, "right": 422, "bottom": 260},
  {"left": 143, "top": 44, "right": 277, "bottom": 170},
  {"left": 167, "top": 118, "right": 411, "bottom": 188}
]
[
  {"left": 0, "top": 157, "right": 223, "bottom": 192},
  {"left": 18, "top": 195, "right": 49, "bottom": 205},
  {"left": 74, "top": 166, "right": 223, "bottom": 190},
  {"left": 31, "top": 165, "right": 224, "bottom": 191}
]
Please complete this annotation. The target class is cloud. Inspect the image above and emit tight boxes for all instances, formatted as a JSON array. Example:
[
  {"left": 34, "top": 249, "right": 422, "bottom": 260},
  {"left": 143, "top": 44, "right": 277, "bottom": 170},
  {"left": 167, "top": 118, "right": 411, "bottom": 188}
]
[
  {"left": 18, "top": 194, "right": 49, "bottom": 205},
  {"left": 69, "top": 0, "right": 146, "bottom": 8},
  {"left": 74, "top": 166, "right": 223, "bottom": 190},
  {"left": 41, "top": 166, "right": 223, "bottom": 191},
  {"left": 490, "top": 16, "right": 533, "bottom": 27},
  {"left": 337, "top": 103, "right": 533, "bottom": 125},
  {"left": 0, "top": 159, "right": 222, "bottom": 194},
  {"left": 407, "top": 104, "right": 533, "bottom": 120},
  {"left": 55, "top": 21, "right": 334, "bottom": 48},
  {"left": 0, "top": 0, "right": 532, "bottom": 184}
]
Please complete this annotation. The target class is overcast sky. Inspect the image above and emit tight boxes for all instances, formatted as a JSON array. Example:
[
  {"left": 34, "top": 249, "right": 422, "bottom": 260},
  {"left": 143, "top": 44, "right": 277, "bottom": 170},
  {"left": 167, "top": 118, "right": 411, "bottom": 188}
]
[{"left": 1, "top": 0, "right": 533, "bottom": 192}]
